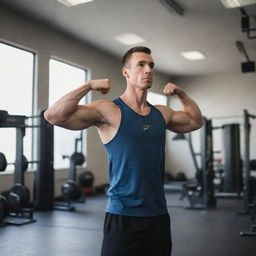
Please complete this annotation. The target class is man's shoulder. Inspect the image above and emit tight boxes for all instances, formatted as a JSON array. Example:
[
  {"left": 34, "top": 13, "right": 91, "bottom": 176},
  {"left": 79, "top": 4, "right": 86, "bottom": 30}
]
[
  {"left": 91, "top": 99, "right": 118, "bottom": 107},
  {"left": 90, "top": 99, "right": 121, "bottom": 128},
  {"left": 153, "top": 105, "right": 173, "bottom": 125},
  {"left": 89, "top": 99, "right": 120, "bottom": 114},
  {"left": 154, "top": 104, "right": 171, "bottom": 113}
]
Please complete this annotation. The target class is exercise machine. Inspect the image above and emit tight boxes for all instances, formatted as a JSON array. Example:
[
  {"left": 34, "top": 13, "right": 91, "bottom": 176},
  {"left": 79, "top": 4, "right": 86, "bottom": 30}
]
[
  {"left": 240, "top": 110, "right": 256, "bottom": 236},
  {"left": 0, "top": 110, "right": 36, "bottom": 225},
  {"left": 54, "top": 131, "right": 85, "bottom": 211},
  {"left": 0, "top": 109, "right": 54, "bottom": 222},
  {"left": 179, "top": 117, "right": 216, "bottom": 209}
]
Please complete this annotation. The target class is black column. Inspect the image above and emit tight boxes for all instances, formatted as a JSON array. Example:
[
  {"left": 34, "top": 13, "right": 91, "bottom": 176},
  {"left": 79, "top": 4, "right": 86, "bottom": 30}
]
[
  {"left": 222, "top": 124, "right": 242, "bottom": 193},
  {"left": 35, "top": 111, "right": 54, "bottom": 211}
]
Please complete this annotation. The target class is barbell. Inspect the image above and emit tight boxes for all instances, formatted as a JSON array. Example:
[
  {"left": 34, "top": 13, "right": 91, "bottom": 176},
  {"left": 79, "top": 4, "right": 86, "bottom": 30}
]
[{"left": 0, "top": 152, "right": 36, "bottom": 172}]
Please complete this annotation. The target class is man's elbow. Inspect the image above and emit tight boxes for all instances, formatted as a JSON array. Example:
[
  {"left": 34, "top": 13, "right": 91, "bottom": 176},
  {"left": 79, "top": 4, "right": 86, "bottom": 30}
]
[
  {"left": 44, "top": 110, "right": 60, "bottom": 126},
  {"left": 192, "top": 117, "right": 204, "bottom": 130}
]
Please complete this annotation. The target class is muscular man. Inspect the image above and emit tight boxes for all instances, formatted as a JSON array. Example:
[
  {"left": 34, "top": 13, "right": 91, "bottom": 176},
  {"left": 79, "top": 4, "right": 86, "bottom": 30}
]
[{"left": 44, "top": 46, "right": 204, "bottom": 256}]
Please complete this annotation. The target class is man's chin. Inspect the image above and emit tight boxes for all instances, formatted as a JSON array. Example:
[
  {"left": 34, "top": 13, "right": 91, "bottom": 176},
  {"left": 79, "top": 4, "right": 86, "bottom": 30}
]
[{"left": 145, "top": 83, "right": 152, "bottom": 89}]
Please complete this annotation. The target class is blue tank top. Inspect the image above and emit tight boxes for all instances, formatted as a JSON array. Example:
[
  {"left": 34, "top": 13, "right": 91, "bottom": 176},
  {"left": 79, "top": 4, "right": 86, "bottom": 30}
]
[{"left": 104, "top": 97, "right": 168, "bottom": 217}]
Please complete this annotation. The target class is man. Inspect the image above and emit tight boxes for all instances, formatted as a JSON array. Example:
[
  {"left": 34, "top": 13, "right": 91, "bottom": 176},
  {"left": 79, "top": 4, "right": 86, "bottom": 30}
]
[{"left": 44, "top": 46, "right": 203, "bottom": 256}]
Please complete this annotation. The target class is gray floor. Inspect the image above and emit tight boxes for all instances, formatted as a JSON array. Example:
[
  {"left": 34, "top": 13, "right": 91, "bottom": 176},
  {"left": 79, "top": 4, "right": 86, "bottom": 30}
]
[{"left": 0, "top": 192, "right": 255, "bottom": 256}]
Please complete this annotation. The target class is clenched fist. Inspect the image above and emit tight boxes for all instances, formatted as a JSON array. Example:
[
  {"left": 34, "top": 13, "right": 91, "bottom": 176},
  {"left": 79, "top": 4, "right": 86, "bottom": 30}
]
[
  {"left": 163, "top": 83, "right": 184, "bottom": 97},
  {"left": 89, "top": 79, "right": 111, "bottom": 95}
]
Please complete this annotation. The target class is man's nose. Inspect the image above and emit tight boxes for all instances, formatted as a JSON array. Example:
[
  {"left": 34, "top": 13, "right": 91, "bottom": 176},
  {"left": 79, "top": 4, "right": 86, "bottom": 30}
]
[{"left": 144, "top": 64, "right": 152, "bottom": 73}]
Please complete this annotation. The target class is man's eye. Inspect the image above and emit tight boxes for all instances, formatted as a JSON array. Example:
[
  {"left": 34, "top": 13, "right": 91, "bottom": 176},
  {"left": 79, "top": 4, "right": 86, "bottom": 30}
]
[{"left": 138, "top": 63, "right": 144, "bottom": 67}]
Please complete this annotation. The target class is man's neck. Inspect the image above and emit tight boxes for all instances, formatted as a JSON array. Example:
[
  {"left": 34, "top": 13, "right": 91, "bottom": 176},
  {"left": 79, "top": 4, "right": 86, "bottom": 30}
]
[{"left": 120, "top": 87, "right": 150, "bottom": 115}]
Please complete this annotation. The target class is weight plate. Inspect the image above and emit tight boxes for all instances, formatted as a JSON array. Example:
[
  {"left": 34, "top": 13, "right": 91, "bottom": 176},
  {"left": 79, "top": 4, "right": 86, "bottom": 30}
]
[{"left": 0, "top": 152, "right": 7, "bottom": 172}]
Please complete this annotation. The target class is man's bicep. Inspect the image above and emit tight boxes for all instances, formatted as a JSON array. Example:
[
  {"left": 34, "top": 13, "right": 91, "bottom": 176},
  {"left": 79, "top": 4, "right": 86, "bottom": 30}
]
[
  {"left": 166, "top": 111, "right": 195, "bottom": 133},
  {"left": 59, "top": 104, "right": 105, "bottom": 130}
]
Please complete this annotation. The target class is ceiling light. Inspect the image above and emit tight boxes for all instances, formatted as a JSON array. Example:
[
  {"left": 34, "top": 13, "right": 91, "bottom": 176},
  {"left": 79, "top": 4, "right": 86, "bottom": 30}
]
[
  {"left": 113, "top": 33, "right": 146, "bottom": 45},
  {"left": 181, "top": 51, "right": 205, "bottom": 60},
  {"left": 57, "top": 0, "right": 94, "bottom": 7},
  {"left": 220, "top": 0, "right": 256, "bottom": 8}
]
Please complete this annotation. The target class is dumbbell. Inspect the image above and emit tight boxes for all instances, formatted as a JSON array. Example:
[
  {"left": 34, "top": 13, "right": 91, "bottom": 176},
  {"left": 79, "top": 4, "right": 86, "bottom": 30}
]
[
  {"left": 61, "top": 181, "right": 81, "bottom": 202},
  {"left": 8, "top": 184, "right": 30, "bottom": 211}
]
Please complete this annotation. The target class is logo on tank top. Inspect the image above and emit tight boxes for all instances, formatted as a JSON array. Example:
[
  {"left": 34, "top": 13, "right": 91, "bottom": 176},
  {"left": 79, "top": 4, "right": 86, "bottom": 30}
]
[{"left": 143, "top": 125, "right": 152, "bottom": 131}]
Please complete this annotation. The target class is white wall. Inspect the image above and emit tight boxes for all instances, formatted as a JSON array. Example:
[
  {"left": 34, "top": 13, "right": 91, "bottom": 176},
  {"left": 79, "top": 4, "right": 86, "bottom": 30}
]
[
  {"left": 169, "top": 72, "right": 256, "bottom": 178},
  {"left": 0, "top": 5, "right": 171, "bottom": 196}
]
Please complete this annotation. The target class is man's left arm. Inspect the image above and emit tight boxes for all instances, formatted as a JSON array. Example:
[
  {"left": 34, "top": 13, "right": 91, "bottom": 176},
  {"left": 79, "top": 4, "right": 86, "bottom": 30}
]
[{"left": 157, "top": 83, "right": 204, "bottom": 133}]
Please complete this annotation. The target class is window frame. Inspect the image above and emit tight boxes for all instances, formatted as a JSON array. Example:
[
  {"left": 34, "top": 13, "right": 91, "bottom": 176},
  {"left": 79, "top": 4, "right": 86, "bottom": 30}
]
[
  {"left": 0, "top": 40, "right": 37, "bottom": 174},
  {"left": 49, "top": 56, "right": 91, "bottom": 170}
]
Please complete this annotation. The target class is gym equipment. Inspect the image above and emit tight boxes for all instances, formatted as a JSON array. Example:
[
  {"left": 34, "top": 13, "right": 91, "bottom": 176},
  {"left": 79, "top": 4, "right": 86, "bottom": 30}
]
[
  {"left": 0, "top": 195, "right": 8, "bottom": 222},
  {"left": 0, "top": 164, "right": 8, "bottom": 223},
  {"left": 0, "top": 161, "right": 8, "bottom": 223},
  {"left": 0, "top": 153, "right": 32, "bottom": 173},
  {"left": 241, "top": 109, "right": 256, "bottom": 213},
  {"left": 250, "top": 160, "right": 256, "bottom": 170},
  {"left": 0, "top": 152, "right": 7, "bottom": 172},
  {"left": 240, "top": 110, "right": 256, "bottom": 236},
  {"left": 70, "top": 152, "right": 85, "bottom": 166},
  {"left": 79, "top": 170, "right": 95, "bottom": 195},
  {"left": 34, "top": 110, "right": 54, "bottom": 211},
  {"left": 54, "top": 131, "right": 85, "bottom": 211},
  {"left": 199, "top": 118, "right": 216, "bottom": 208},
  {"left": 0, "top": 110, "right": 36, "bottom": 225},
  {"left": 61, "top": 181, "right": 81, "bottom": 202},
  {"left": 222, "top": 124, "right": 242, "bottom": 193},
  {"left": 175, "top": 172, "right": 187, "bottom": 182},
  {"left": 8, "top": 184, "right": 30, "bottom": 211},
  {"left": 0, "top": 110, "right": 54, "bottom": 212},
  {"left": 179, "top": 118, "right": 216, "bottom": 209}
]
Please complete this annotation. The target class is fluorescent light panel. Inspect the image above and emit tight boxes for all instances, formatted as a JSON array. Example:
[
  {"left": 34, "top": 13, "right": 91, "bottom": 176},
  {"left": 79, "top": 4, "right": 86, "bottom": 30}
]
[
  {"left": 58, "top": 0, "right": 94, "bottom": 7},
  {"left": 220, "top": 0, "right": 256, "bottom": 8},
  {"left": 181, "top": 51, "right": 205, "bottom": 60},
  {"left": 114, "top": 33, "right": 146, "bottom": 45}
]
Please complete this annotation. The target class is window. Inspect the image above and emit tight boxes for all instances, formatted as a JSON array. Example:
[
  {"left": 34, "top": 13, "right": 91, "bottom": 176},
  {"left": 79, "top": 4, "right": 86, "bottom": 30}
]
[
  {"left": 49, "top": 59, "right": 88, "bottom": 169},
  {"left": 0, "top": 42, "right": 34, "bottom": 173},
  {"left": 147, "top": 91, "right": 167, "bottom": 106}
]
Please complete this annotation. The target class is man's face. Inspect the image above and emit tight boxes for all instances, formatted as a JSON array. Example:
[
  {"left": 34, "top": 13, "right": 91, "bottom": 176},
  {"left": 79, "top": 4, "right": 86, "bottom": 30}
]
[{"left": 123, "top": 52, "right": 154, "bottom": 90}]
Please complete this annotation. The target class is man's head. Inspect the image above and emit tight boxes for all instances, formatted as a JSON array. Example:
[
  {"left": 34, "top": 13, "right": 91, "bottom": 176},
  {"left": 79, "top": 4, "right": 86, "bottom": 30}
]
[
  {"left": 122, "top": 46, "right": 151, "bottom": 67},
  {"left": 122, "top": 46, "right": 154, "bottom": 89}
]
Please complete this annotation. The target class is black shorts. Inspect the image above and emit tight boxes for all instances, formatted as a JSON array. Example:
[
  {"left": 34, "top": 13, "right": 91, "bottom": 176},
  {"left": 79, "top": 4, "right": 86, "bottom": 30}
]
[{"left": 101, "top": 212, "right": 172, "bottom": 256}]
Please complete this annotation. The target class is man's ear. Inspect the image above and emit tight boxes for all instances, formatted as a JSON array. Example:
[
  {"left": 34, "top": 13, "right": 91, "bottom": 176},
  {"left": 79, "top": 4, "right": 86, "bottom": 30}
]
[{"left": 122, "top": 67, "right": 129, "bottom": 78}]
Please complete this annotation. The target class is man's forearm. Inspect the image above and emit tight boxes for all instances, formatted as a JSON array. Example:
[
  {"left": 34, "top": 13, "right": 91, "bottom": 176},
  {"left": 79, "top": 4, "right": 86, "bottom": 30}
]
[
  {"left": 44, "top": 81, "right": 92, "bottom": 123},
  {"left": 177, "top": 92, "right": 203, "bottom": 124}
]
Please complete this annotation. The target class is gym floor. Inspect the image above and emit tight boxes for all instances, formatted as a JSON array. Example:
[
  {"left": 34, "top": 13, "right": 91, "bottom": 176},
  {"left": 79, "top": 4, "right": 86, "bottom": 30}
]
[{"left": 0, "top": 191, "right": 255, "bottom": 256}]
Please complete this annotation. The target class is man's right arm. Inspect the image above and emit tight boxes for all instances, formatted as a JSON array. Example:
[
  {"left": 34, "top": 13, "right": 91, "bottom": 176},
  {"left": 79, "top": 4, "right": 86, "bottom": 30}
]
[{"left": 44, "top": 79, "right": 111, "bottom": 130}]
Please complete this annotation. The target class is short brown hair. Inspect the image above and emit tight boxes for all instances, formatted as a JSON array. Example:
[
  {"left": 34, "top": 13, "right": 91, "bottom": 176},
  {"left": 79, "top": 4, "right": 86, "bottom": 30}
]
[{"left": 122, "top": 46, "right": 151, "bottom": 67}]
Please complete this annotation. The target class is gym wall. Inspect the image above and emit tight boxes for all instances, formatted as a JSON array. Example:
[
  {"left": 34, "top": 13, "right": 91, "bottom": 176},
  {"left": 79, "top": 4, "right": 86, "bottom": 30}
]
[
  {"left": 0, "top": 4, "right": 171, "bottom": 196},
  {"left": 169, "top": 72, "right": 256, "bottom": 178}
]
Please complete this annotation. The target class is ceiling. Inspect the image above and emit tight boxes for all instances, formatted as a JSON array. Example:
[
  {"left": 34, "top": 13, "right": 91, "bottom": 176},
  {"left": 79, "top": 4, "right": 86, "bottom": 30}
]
[{"left": 1, "top": 0, "right": 256, "bottom": 76}]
